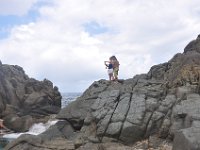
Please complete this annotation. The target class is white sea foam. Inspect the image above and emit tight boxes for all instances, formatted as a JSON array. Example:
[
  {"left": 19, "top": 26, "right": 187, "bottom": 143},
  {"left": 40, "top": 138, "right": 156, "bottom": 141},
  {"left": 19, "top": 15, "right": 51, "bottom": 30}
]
[
  {"left": 3, "top": 120, "right": 58, "bottom": 139},
  {"left": 3, "top": 93, "right": 81, "bottom": 139}
]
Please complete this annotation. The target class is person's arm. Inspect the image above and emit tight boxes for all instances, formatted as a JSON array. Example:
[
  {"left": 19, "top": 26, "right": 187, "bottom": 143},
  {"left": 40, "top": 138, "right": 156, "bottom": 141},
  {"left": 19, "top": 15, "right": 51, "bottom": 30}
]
[{"left": 104, "top": 61, "right": 109, "bottom": 67}]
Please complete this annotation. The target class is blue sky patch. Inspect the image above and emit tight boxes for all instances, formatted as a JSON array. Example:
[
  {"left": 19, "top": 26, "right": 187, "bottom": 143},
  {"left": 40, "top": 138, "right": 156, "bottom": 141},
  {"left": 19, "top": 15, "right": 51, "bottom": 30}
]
[
  {"left": 0, "top": 11, "right": 39, "bottom": 39},
  {"left": 34, "top": 0, "right": 54, "bottom": 8},
  {"left": 0, "top": 1, "right": 52, "bottom": 39},
  {"left": 83, "top": 21, "right": 109, "bottom": 36}
]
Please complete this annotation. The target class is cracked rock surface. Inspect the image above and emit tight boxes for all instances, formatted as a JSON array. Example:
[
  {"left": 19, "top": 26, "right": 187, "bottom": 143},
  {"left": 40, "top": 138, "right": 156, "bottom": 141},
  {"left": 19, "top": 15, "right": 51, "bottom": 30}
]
[
  {"left": 5, "top": 35, "right": 200, "bottom": 150},
  {"left": 0, "top": 63, "right": 61, "bottom": 132}
]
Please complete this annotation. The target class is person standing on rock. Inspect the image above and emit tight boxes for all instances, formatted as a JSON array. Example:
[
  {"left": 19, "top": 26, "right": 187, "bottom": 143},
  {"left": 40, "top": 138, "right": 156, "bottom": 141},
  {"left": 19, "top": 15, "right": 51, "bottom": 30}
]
[
  {"left": 110, "top": 55, "right": 120, "bottom": 81},
  {"left": 104, "top": 58, "right": 114, "bottom": 81}
]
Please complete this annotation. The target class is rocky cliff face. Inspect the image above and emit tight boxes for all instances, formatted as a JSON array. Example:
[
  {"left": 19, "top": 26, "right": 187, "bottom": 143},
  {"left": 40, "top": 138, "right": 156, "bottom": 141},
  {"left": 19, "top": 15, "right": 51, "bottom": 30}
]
[
  {"left": 5, "top": 35, "right": 200, "bottom": 150},
  {"left": 0, "top": 63, "right": 61, "bottom": 132}
]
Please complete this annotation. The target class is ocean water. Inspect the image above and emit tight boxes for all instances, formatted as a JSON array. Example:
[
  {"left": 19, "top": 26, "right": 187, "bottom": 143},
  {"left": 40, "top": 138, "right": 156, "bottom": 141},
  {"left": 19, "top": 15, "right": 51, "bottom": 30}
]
[
  {"left": 0, "top": 92, "right": 82, "bottom": 149},
  {"left": 61, "top": 92, "right": 82, "bottom": 108}
]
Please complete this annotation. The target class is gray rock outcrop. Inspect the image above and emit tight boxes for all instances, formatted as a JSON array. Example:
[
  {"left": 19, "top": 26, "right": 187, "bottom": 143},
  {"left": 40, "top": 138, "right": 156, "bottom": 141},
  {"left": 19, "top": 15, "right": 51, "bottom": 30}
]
[
  {"left": 5, "top": 35, "right": 200, "bottom": 149},
  {"left": 0, "top": 64, "right": 61, "bottom": 132}
]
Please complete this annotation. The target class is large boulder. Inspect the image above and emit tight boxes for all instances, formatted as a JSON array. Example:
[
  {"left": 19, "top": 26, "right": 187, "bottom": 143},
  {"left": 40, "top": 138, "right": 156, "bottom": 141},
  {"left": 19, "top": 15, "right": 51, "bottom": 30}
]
[
  {"left": 57, "top": 79, "right": 110, "bottom": 130},
  {"left": 0, "top": 63, "right": 61, "bottom": 132},
  {"left": 5, "top": 34, "right": 200, "bottom": 150},
  {"left": 55, "top": 34, "right": 200, "bottom": 149},
  {"left": 3, "top": 114, "right": 33, "bottom": 132}
]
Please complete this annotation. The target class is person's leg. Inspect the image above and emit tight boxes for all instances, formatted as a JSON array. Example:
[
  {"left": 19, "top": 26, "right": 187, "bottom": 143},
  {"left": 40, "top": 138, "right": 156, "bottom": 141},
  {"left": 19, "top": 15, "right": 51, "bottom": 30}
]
[
  {"left": 111, "top": 73, "right": 114, "bottom": 81},
  {"left": 114, "top": 68, "right": 118, "bottom": 81},
  {"left": 108, "top": 69, "right": 114, "bottom": 81},
  {"left": 116, "top": 71, "right": 118, "bottom": 80},
  {"left": 109, "top": 73, "right": 111, "bottom": 81}
]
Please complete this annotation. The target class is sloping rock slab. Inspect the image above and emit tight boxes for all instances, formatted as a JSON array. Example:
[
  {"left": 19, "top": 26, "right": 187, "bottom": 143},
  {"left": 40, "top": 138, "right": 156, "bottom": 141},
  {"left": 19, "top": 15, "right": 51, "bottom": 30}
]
[{"left": 173, "top": 127, "right": 200, "bottom": 150}]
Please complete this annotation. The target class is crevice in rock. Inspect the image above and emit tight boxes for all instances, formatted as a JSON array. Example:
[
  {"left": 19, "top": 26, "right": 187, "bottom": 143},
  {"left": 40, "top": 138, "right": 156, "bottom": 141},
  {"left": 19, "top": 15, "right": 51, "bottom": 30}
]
[
  {"left": 143, "top": 111, "right": 154, "bottom": 138},
  {"left": 117, "top": 91, "right": 133, "bottom": 140},
  {"left": 99, "top": 94, "right": 121, "bottom": 142},
  {"left": 66, "top": 119, "right": 84, "bottom": 131},
  {"left": 197, "top": 81, "right": 200, "bottom": 94},
  {"left": 165, "top": 93, "right": 183, "bottom": 135},
  {"left": 117, "top": 79, "right": 139, "bottom": 141},
  {"left": 143, "top": 89, "right": 167, "bottom": 138},
  {"left": 161, "top": 82, "right": 169, "bottom": 98},
  {"left": 160, "top": 97, "right": 177, "bottom": 128}
]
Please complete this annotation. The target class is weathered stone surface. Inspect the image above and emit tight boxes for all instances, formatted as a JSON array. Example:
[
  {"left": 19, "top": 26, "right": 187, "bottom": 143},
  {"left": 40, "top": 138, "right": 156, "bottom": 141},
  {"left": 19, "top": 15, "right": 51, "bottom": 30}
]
[
  {"left": 77, "top": 142, "right": 135, "bottom": 150},
  {"left": 96, "top": 114, "right": 111, "bottom": 136},
  {"left": 173, "top": 127, "right": 200, "bottom": 150},
  {"left": 119, "top": 121, "right": 144, "bottom": 144},
  {"left": 0, "top": 63, "right": 61, "bottom": 132},
  {"left": 39, "top": 120, "right": 76, "bottom": 140},
  {"left": 6, "top": 34, "right": 200, "bottom": 150},
  {"left": 57, "top": 98, "right": 92, "bottom": 130},
  {"left": 4, "top": 134, "right": 75, "bottom": 150},
  {"left": 159, "top": 118, "right": 171, "bottom": 138},
  {"left": 146, "top": 97, "right": 159, "bottom": 112},
  {"left": 184, "top": 34, "right": 200, "bottom": 53},
  {"left": 170, "top": 93, "right": 200, "bottom": 136},
  {"left": 106, "top": 122, "right": 122, "bottom": 136},
  {"left": 3, "top": 114, "right": 33, "bottom": 132},
  {"left": 56, "top": 80, "right": 112, "bottom": 130},
  {"left": 126, "top": 93, "right": 146, "bottom": 125},
  {"left": 111, "top": 93, "right": 130, "bottom": 122},
  {"left": 4, "top": 134, "right": 43, "bottom": 150}
]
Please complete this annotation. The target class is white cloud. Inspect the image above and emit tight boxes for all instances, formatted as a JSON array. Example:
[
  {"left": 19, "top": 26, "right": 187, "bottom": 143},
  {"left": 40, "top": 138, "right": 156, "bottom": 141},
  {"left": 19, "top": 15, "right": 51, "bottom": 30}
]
[
  {"left": 0, "top": 0, "right": 40, "bottom": 16},
  {"left": 0, "top": 0, "right": 200, "bottom": 92}
]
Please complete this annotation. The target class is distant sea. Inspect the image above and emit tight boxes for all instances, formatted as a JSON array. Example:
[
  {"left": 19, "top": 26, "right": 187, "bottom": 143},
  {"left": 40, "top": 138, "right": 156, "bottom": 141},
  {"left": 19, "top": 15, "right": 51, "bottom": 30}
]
[
  {"left": 0, "top": 92, "right": 82, "bottom": 150},
  {"left": 61, "top": 92, "right": 82, "bottom": 108}
]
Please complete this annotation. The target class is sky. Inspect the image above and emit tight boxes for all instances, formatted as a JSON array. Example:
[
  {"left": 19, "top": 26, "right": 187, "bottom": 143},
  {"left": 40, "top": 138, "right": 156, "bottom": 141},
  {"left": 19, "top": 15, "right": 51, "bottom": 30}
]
[{"left": 0, "top": 0, "right": 200, "bottom": 92}]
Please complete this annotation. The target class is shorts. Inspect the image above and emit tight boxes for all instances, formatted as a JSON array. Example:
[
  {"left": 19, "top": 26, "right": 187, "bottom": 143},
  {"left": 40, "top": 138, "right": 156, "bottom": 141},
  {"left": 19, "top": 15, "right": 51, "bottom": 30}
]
[{"left": 108, "top": 69, "right": 113, "bottom": 74}]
